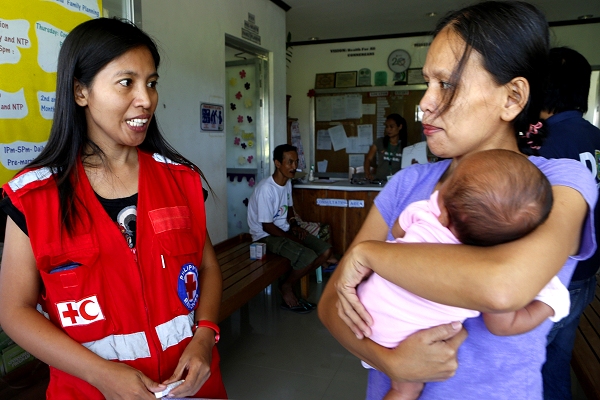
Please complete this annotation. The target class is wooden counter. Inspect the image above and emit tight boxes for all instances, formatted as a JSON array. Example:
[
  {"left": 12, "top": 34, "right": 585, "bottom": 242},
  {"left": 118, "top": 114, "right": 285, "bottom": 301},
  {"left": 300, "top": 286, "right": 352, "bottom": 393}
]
[{"left": 292, "top": 180, "right": 383, "bottom": 253}]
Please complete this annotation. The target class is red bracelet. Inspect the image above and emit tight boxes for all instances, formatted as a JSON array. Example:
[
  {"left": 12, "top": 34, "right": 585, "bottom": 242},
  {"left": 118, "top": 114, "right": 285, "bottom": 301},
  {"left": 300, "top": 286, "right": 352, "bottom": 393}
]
[{"left": 191, "top": 320, "right": 220, "bottom": 343}]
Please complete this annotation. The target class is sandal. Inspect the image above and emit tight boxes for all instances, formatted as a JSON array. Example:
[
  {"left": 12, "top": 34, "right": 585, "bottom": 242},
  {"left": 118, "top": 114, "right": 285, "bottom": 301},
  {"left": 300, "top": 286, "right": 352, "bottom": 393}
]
[
  {"left": 298, "top": 299, "right": 317, "bottom": 310},
  {"left": 280, "top": 302, "right": 312, "bottom": 314}
]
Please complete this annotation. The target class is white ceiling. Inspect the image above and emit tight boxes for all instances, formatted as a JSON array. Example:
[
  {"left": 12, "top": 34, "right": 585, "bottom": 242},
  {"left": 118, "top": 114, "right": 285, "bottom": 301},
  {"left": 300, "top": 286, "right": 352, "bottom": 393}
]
[{"left": 284, "top": 0, "right": 600, "bottom": 43}]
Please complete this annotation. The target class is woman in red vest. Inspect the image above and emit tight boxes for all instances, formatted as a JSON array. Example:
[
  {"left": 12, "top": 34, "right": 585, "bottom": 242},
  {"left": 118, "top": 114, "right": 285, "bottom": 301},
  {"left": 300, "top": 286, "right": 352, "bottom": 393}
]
[{"left": 0, "top": 18, "right": 226, "bottom": 399}]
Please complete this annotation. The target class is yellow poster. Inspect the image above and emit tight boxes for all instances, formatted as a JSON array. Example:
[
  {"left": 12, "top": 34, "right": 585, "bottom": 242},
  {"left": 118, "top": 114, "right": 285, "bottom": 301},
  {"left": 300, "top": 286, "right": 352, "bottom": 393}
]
[{"left": 0, "top": 0, "right": 101, "bottom": 185}]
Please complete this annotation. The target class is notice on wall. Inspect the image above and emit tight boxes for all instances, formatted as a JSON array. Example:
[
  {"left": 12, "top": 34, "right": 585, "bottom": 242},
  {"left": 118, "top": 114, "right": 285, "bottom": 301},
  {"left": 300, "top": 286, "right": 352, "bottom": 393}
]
[
  {"left": 0, "top": 1, "right": 100, "bottom": 185},
  {"left": 328, "top": 124, "right": 348, "bottom": 151}
]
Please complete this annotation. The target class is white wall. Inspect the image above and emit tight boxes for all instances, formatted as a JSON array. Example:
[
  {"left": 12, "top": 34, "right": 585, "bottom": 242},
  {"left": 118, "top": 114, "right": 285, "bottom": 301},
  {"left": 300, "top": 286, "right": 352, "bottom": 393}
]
[
  {"left": 141, "top": 0, "right": 286, "bottom": 242},
  {"left": 287, "top": 23, "right": 600, "bottom": 167}
]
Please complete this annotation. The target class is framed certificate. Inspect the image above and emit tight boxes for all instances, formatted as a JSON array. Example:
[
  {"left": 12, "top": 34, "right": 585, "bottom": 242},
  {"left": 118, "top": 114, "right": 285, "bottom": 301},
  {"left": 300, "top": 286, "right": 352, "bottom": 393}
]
[
  {"left": 335, "top": 71, "right": 357, "bottom": 88},
  {"left": 315, "top": 73, "right": 335, "bottom": 89}
]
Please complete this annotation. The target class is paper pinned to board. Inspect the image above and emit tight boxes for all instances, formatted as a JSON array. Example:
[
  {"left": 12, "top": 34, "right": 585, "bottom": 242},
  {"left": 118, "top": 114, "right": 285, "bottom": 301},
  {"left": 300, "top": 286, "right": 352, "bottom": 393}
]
[
  {"left": 362, "top": 103, "right": 376, "bottom": 115},
  {"left": 345, "top": 94, "right": 363, "bottom": 119},
  {"left": 316, "top": 97, "right": 332, "bottom": 121},
  {"left": 328, "top": 124, "right": 348, "bottom": 151},
  {"left": 317, "top": 130, "right": 332, "bottom": 150}
]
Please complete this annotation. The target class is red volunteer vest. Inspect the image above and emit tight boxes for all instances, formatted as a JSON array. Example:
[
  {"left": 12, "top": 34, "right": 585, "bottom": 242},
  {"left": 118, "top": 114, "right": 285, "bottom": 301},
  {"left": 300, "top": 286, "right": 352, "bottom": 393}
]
[{"left": 4, "top": 150, "right": 226, "bottom": 399}]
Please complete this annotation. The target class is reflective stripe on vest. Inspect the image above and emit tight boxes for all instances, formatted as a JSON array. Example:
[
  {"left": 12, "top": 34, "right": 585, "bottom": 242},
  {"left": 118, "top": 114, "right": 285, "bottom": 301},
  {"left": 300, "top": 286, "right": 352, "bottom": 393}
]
[
  {"left": 74, "top": 316, "right": 193, "bottom": 361},
  {"left": 82, "top": 332, "right": 151, "bottom": 361},
  {"left": 8, "top": 167, "right": 53, "bottom": 191},
  {"left": 155, "top": 314, "right": 193, "bottom": 351}
]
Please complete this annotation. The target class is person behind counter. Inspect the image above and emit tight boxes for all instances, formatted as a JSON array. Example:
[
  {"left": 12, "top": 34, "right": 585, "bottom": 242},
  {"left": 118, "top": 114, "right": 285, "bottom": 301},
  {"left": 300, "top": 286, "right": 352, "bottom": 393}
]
[
  {"left": 247, "top": 144, "right": 335, "bottom": 313},
  {"left": 0, "top": 18, "right": 227, "bottom": 399},
  {"left": 364, "top": 113, "right": 408, "bottom": 181},
  {"left": 318, "top": 1, "right": 597, "bottom": 399},
  {"left": 358, "top": 149, "right": 569, "bottom": 400}
]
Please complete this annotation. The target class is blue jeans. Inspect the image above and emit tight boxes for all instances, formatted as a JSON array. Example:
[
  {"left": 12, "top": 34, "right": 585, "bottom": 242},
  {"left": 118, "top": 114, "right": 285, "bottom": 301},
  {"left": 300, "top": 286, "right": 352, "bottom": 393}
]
[{"left": 542, "top": 275, "right": 597, "bottom": 400}]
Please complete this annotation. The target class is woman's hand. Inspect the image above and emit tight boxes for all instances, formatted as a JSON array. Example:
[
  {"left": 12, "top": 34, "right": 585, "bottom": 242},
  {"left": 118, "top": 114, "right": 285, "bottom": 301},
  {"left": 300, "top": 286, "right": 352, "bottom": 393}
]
[
  {"left": 384, "top": 322, "right": 467, "bottom": 383},
  {"left": 92, "top": 362, "right": 165, "bottom": 400},
  {"left": 163, "top": 328, "right": 214, "bottom": 397},
  {"left": 333, "top": 243, "right": 376, "bottom": 339}
]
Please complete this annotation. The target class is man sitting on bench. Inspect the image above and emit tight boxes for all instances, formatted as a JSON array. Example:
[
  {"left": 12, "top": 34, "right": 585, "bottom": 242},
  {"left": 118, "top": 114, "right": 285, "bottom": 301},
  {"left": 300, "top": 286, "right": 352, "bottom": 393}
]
[{"left": 247, "top": 144, "right": 333, "bottom": 313}]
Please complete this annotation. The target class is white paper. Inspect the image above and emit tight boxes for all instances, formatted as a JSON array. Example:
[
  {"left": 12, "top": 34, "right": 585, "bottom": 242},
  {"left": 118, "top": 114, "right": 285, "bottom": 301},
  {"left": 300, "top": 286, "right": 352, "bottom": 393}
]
[
  {"left": 357, "top": 124, "right": 373, "bottom": 146},
  {"left": 316, "top": 130, "right": 332, "bottom": 150},
  {"left": 317, "top": 160, "right": 328, "bottom": 172},
  {"left": 331, "top": 96, "right": 347, "bottom": 121},
  {"left": 349, "top": 154, "right": 365, "bottom": 168},
  {"left": 401, "top": 141, "right": 429, "bottom": 169},
  {"left": 346, "top": 137, "right": 369, "bottom": 154},
  {"left": 328, "top": 124, "right": 348, "bottom": 151},
  {"left": 362, "top": 103, "right": 376, "bottom": 115},
  {"left": 345, "top": 94, "right": 362, "bottom": 119},
  {"left": 316, "top": 97, "right": 332, "bottom": 121}
]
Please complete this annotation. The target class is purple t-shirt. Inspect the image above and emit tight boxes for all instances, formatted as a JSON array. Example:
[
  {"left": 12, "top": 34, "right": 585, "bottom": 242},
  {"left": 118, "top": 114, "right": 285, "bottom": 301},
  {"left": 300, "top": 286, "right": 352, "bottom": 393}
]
[{"left": 367, "top": 156, "right": 597, "bottom": 400}]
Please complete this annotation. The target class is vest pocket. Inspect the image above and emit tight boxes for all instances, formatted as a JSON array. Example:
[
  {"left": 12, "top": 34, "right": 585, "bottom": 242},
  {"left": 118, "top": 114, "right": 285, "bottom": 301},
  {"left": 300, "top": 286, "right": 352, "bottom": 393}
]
[
  {"left": 153, "top": 229, "right": 202, "bottom": 314},
  {"left": 37, "top": 234, "right": 116, "bottom": 344}
]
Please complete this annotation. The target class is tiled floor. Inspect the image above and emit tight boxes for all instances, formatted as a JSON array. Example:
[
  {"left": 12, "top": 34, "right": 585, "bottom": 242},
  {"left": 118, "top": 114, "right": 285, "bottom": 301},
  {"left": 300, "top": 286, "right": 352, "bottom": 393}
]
[
  {"left": 218, "top": 274, "right": 592, "bottom": 400},
  {"left": 218, "top": 279, "right": 368, "bottom": 400},
  {"left": 2, "top": 274, "right": 592, "bottom": 400}
]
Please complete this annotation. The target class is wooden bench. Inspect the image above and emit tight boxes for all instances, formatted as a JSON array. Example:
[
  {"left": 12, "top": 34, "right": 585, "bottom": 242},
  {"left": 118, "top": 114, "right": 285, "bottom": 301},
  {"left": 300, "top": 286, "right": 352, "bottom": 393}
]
[
  {"left": 215, "top": 233, "right": 290, "bottom": 323},
  {"left": 571, "top": 273, "right": 600, "bottom": 400}
]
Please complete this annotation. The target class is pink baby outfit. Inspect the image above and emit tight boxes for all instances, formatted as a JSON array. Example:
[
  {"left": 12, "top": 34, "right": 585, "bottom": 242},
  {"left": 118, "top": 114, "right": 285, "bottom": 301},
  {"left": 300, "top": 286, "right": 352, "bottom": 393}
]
[{"left": 357, "top": 191, "right": 569, "bottom": 352}]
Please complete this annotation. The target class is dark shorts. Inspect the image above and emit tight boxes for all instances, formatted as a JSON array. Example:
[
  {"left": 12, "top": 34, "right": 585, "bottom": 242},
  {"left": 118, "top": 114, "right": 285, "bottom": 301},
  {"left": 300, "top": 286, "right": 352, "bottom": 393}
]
[{"left": 259, "top": 233, "right": 331, "bottom": 270}]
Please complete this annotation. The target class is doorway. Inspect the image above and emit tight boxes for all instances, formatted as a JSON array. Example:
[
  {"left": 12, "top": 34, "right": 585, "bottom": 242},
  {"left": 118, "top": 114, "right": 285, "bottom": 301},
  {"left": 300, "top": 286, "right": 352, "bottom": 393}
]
[{"left": 225, "top": 37, "right": 269, "bottom": 237}]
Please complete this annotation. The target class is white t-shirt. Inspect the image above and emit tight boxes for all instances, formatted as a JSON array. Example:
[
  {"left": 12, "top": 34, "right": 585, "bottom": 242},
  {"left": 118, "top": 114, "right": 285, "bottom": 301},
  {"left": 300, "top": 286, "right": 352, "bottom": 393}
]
[{"left": 247, "top": 176, "right": 293, "bottom": 241}]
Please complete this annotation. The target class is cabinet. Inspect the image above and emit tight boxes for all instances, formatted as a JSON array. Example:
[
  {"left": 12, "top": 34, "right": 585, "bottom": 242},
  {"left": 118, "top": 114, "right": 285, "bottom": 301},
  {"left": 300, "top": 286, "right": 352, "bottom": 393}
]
[{"left": 292, "top": 186, "right": 379, "bottom": 253}]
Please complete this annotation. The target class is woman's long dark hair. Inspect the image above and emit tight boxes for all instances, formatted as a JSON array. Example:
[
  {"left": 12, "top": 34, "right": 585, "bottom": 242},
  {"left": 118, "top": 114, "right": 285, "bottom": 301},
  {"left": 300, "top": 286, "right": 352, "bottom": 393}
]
[
  {"left": 432, "top": 1, "right": 550, "bottom": 153},
  {"left": 26, "top": 18, "right": 204, "bottom": 233}
]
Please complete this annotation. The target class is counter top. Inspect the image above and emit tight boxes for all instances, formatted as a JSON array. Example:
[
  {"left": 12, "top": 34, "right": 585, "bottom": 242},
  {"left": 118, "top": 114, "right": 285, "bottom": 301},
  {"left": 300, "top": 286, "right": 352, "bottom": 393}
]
[{"left": 293, "top": 179, "right": 384, "bottom": 192}]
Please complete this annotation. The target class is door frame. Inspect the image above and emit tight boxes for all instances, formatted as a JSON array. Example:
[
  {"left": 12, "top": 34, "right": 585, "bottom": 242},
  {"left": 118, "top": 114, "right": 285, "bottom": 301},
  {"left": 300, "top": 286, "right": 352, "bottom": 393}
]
[{"left": 225, "top": 35, "right": 270, "bottom": 180}]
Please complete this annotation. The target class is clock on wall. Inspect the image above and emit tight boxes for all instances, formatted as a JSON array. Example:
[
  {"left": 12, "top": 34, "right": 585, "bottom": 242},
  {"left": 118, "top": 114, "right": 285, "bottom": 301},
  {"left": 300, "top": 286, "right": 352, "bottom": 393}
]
[{"left": 387, "top": 49, "right": 411, "bottom": 73}]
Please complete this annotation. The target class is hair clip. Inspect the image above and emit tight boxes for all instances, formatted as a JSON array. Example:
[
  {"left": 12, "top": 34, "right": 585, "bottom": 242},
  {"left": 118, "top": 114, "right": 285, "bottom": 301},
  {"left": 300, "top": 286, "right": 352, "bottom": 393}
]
[{"left": 526, "top": 122, "right": 543, "bottom": 139}]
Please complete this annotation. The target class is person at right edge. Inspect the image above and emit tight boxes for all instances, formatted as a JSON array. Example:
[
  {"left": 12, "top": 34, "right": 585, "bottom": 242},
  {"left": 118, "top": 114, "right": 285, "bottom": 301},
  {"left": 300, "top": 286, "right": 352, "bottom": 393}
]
[{"left": 538, "top": 47, "right": 600, "bottom": 400}]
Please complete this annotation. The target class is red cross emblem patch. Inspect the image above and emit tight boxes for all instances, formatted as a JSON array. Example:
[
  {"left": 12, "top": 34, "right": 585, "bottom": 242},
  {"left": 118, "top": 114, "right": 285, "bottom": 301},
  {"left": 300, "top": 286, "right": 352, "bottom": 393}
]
[
  {"left": 177, "top": 263, "right": 200, "bottom": 311},
  {"left": 56, "top": 295, "right": 105, "bottom": 327}
]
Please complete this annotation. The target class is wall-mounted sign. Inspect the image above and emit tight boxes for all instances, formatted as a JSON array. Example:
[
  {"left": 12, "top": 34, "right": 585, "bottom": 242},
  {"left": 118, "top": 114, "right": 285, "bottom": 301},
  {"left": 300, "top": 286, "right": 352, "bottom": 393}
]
[
  {"left": 200, "top": 103, "right": 224, "bottom": 131},
  {"left": 349, "top": 200, "right": 365, "bottom": 208},
  {"left": 387, "top": 49, "right": 411, "bottom": 73},
  {"left": 316, "top": 198, "right": 348, "bottom": 207},
  {"left": 242, "top": 12, "right": 261, "bottom": 45},
  {"left": 0, "top": 1, "right": 99, "bottom": 185}
]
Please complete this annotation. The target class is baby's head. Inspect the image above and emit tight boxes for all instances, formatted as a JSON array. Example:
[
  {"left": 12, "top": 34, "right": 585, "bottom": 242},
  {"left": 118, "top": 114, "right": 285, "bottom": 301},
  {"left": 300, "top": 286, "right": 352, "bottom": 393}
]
[{"left": 439, "top": 149, "right": 553, "bottom": 246}]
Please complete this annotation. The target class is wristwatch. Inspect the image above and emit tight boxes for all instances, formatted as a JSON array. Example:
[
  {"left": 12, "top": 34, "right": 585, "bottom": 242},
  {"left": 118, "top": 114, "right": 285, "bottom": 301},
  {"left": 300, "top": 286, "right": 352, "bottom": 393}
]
[{"left": 192, "top": 320, "right": 220, "bottom": 343}]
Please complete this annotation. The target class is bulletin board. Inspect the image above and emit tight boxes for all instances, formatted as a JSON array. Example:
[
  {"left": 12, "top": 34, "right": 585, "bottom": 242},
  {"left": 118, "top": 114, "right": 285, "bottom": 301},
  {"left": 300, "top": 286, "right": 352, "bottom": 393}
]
[
  {"left": 313, "top": 87, "right": 426, "bottom": 175},
  {"left": 0, "top": 0, "right": 101, "bottom": 186}
]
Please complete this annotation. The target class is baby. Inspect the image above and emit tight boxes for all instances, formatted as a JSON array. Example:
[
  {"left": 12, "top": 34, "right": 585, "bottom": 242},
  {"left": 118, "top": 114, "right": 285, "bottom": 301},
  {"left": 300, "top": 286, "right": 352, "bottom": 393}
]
[{"left": 357, "top": 149, "right": 570, "bottom": 400}]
